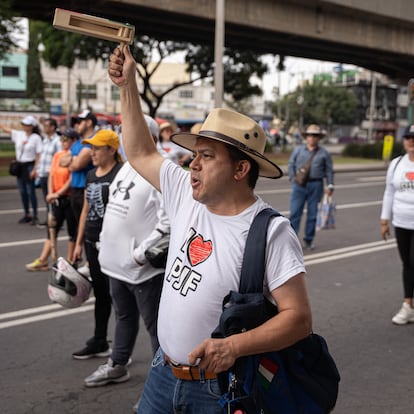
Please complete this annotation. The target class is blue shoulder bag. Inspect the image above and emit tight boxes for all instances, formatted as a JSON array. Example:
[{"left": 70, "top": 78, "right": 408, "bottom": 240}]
[{"left": 212, "top": 208, "right": 340, "bottom": 414}]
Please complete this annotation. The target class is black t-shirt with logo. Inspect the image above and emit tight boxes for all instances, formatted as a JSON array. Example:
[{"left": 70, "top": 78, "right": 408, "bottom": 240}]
[{"left": 84, "top": 162, "right": 123, "bottom": 242}]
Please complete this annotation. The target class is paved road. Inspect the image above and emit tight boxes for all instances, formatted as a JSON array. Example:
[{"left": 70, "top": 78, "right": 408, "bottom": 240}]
[{"left": 1, "top": 166, "right": 412, "bottom": 414}]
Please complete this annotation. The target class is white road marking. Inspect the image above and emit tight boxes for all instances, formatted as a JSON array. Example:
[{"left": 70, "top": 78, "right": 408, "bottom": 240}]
[{"left": 0, "top": 239, "right": 397, "bottom": 329}]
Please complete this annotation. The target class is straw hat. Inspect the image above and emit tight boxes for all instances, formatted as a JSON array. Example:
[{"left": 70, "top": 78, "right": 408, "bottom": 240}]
[
  {"left": 159, "top": 122, "right": 173, "bottom": 132},
  {"left": 303, "top": 124, "right": 324, "bottom": 137},
  {"left": 170, "top": 108, "right": 282, "bottom": 178}
]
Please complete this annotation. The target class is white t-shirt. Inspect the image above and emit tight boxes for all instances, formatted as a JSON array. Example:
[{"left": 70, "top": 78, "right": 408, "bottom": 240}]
[
  {"left": 11, "top": 130, "right": 42, "bottom": 162},
  {"left": 381, "top": 154, "right": 414, "bottom": 230},
  {"left": 157, "top": 159, "right": 305, "bottom": 364},
  {"left": 98, "top": 162, "right": 170, "bottom": 284}
]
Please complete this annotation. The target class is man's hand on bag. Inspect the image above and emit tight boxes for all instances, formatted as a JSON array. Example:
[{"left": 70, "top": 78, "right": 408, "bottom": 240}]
[{"left": 188, "top": 338, "right": 237, "bottom": 373}]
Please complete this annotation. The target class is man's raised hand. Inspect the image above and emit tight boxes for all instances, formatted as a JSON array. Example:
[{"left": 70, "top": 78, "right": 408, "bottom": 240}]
[{"left": 108, "top": 45, "right": 136, "bottom": 87}]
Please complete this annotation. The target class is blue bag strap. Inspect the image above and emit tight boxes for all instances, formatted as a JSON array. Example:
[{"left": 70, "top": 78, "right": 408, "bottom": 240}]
[{"left": 239, "top": 207, "right": 281, "bottom": 294}]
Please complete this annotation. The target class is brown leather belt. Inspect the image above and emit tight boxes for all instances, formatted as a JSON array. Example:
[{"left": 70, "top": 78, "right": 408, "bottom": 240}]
[{"left": 165, "top": 354, "right": 216, "bottom": 381}]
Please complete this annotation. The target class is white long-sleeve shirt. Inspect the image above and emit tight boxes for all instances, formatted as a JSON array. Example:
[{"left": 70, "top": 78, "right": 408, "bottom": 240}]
[
  {"left": 98, "top": 162, "right": 170, "bottom": 284},
  {"left": 380, "top": 154, "right": 414, "bottom": 230}
]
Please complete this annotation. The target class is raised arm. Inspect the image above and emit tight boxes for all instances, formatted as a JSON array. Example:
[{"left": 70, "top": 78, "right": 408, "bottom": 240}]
[{"left": 108, "top": 46, "right": 164, "bottom": 191}]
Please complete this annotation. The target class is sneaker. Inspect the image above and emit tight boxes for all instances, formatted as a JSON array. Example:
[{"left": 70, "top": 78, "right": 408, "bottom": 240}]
[
  {"left": 18, "top": 215, "right": 32, "bottom": 224},
  {"left": 392, "top": 302, "right": 414, "bottom": 325},
  {"left": 30, "top": 217, "right": 39, "bottom": 226},
  {"left": 77, "top": 264, "right": 90, "bottom": 278},
  {"left": 84, "top": 358, "right": 130, "bottom": 387},
  {"left": 303, "top": 240, "right": 315, "bottom": 250},
  {"left": 25, "top": 258, "right": 49, "bottom": 271},
  {"left": 72, "top": 339, "right": 112, "bottom": 360},
  {"left": 36, "top": 221, "right": 47, "bottom": 229}
]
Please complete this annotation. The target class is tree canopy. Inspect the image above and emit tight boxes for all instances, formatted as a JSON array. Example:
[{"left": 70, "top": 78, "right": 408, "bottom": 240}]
[
  {"left": 26, "top": 20, "right": 44, "bottom": 101},
  {"left": 278, "top": 80, "right": 359, "bottom": 128},
  {"left": 0, "top": 0, "right": 23, "bottom": 60}
]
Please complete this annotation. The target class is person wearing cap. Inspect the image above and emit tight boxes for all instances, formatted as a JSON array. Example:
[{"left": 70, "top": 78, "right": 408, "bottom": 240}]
[
  {"left": 109, "top": 46, "right": 311, "bottom": 413},
  {"left": 25, "top": 128, "right": 79, "bottom": 271},
  {"left": 60, "top": 110, "right": 96, "bottom": 225},
  {"left": 83, "top": 115, "right": 169, "bottom": 387},
  {"left": 71, "top": 129, "right": 123, "bottom": 359},
  {"left": 380, "top": 125, "right": 414, "bottom": 325},
  {"left": 159, "top": 121, "right": 192, "bottom": 166},
  {"left": 0, "top": 116, "right": 43, "bottom": 224},
  {"left": 288, "top": 124, "right": 334, "bottom": 250},
  {"left": 35, "top": 118, "right": 62, "bottom": 226}
]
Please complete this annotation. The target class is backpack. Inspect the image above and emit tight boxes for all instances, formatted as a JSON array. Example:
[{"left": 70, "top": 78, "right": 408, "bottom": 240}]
[{"left": 212, "top": 208, "right": 340, "bottom": 414}]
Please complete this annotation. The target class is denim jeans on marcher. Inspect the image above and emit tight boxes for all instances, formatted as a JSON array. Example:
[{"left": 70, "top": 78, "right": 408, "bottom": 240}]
[
  {"left": 17, "top": 164, "right": 37, "bottom": 217},
  {"left": 289, "top": 180, "right": 324, "bottom": 242},
  {"left": 137, "top": 348, "right": 223, "bottom": 414}
]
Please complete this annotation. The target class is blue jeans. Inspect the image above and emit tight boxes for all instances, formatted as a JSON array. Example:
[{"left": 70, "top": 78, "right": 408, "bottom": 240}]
[
  {"left": 137, "top": 348, "right": 223, "bottom": 414},
  {"left": 110, "top": 273, "right": 163, "bottom": 365},
  {"left": 16, "top": 163, "right": 37, "bottom": 218},
  {"left": 289, "top": 180, "right": 324, "bottom": 242}
]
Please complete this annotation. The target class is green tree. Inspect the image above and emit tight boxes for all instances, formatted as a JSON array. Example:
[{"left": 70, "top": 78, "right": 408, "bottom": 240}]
[
  {"left": 130, "top": 36, "right": 193, "bottom": 117},
  {"left": 279, "top": 81, "right": 359, "bottom": 130},
  {"left": 0, "top": 0, "right": 22, "bottom": 60},
  {"left": 131, "top": 36, "right": 268, "bottom": 117},
  {"left": 26, "top": 20, "right": 44, "bottom": 101}
]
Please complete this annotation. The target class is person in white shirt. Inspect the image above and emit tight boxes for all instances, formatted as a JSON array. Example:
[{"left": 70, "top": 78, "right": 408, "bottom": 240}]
[
  {"left": 108, "top": 46, "right": 312, "bottom": 414},
  {"left": 159, "top": 121, "right": 192, "bottom": 166},
  {"left": 381, "top": 125, "right": 414, "bottom": 325},
  {"left": 0, "top": 115, "right": 42, "bottom": 224}
]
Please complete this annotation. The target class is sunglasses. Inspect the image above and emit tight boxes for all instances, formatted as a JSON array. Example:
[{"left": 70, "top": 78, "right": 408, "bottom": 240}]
[{"left": 61, "top": 136, "right": 73, "bottom": 142}]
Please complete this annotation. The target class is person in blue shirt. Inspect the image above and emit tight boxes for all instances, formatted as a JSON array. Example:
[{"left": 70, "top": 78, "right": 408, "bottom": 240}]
[
  {"left": 288, "top": 124, "right": 334, "bottom": 250},
  {"left": 60, "top": 110, "right": 95, "bottom": 224}
]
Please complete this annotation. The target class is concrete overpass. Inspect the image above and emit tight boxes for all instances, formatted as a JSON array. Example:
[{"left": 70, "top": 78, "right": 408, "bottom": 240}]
[{"left": 11, "top": 0, "right": 414, "bottom": 84}]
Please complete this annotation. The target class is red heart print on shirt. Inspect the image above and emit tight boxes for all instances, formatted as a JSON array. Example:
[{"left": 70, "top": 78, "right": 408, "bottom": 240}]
[
  {"left": 406, "top": 171, "right": 414, "bottom": 180},
  {"left": 188, "top": 235, "right": 212, "bottom": 266}
]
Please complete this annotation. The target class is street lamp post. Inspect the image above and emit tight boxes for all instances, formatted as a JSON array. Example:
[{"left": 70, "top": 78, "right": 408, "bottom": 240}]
[
  {"left": 297, "top": 94, "right": 304, "bottom": 131},
  {"left": 214, "top": 0, "right": 225, "bottom": 108},
  {"left": 66, "top": 66, "right": 71, "bottom": 127},
  {"left": 367, "top": 71, "right": 377, "bottom": 143}
]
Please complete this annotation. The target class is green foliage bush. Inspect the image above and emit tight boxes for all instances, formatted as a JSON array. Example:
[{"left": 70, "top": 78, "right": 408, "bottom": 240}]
[
  {"left": 0, "top": 141, "right": 14, "bottom": 154},
  {"left": 342, "top": 141, "right": 404, "bottom": 159}
]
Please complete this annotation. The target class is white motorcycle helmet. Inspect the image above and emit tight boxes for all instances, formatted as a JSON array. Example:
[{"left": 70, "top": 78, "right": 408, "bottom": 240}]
[{"left": 48, "top": 257, "right": 92, "bottom": 308}]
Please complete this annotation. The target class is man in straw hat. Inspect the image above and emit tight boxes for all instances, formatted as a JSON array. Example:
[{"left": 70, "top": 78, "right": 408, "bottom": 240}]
[
  {"left": 288, "top": 124, "right": 334, "bottom": 250},
  {"left": 109, "top": 46, "right": 312, "bottom": 413}
]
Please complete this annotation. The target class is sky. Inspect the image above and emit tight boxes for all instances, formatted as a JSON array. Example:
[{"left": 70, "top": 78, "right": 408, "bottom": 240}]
[{"left": 14, "top": 18, "right": 347, "bottom": 100}]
